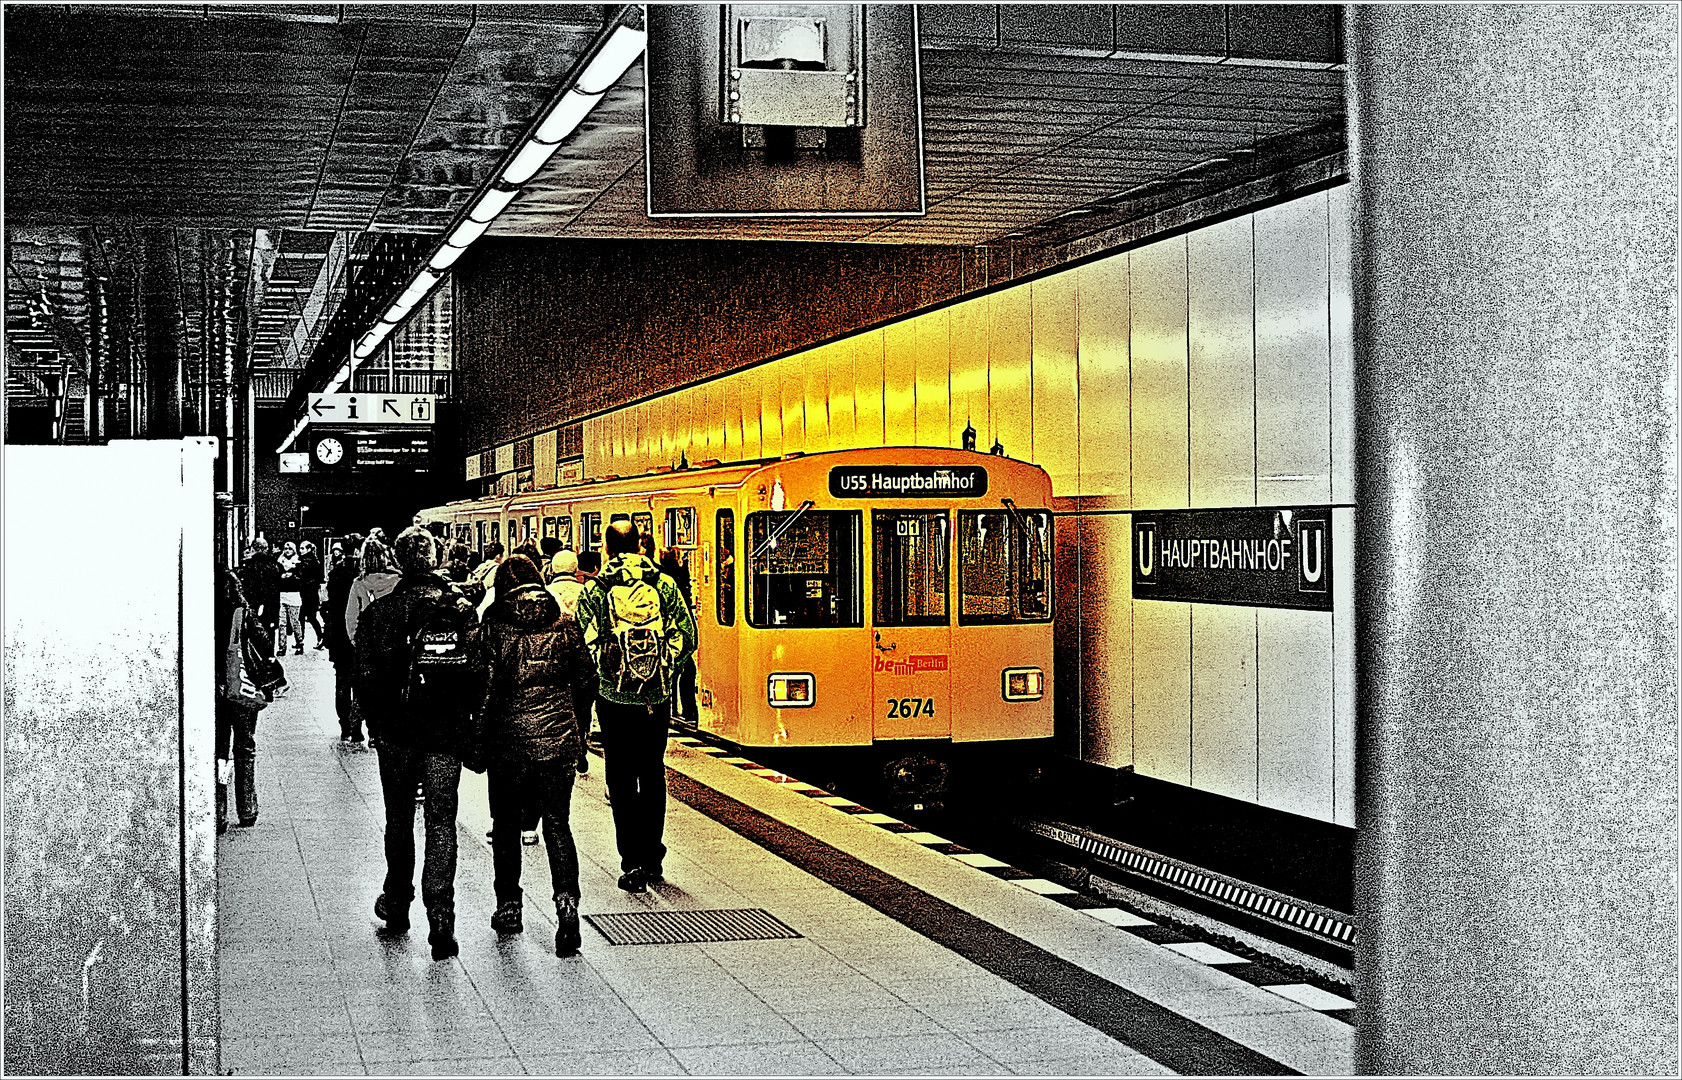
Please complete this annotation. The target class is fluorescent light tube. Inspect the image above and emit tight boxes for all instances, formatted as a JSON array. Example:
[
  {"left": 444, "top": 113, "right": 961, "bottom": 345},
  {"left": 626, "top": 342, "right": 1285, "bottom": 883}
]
[
  {"left": 533, "top": 88, "right": 605, "bottom": 144},
  {"left": 469, "top": 187, "right": 519, "bottom": 223},
  {"left": 448, "top": 216, "right": 491, "bottom": 248},
  {"left": 578, "top": 22, "right": 647, "bottom": 94},
  {"left": 428, "top": 245, "right": 466, "bottom": 271},
  {"left": 501, "top": 138, "right": 562, "bottom": 186}
]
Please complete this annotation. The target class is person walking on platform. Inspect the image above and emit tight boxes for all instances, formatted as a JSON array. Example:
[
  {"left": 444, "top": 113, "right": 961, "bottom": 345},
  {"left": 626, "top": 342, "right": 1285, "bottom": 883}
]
[
  {"left": 469, "top": 541, "right": 504, "bottom": 588},
  {"left": 345, "top": 539, "right": 401, "bottom": 646},
  {"left": 577, "top": 520, "right": 697, "bottom": 893},
  {"left": 354, "top": 528, "right": 482, "bottom": 961},
  {"left": 476, "top": 554, "right": 596, "bottom": 956},
  {"left": 325, "top": 534, "right": 364, "bottom": 742},
  {"left": 215, "top": 567, "right": 268, "bottom": 831},
  {"left": 545, "top": 549, "right": 591, "bottom": 775},
  {"left": 277, "top": 541, "right": 305, "bottom": 654},
  {"left": 659, "top": 547, "right": 700, "bottom": 730},
  {"left": 240, "top": 536, "right": 282, "bottom": 660},
  {"left": 297, "top": 541, "right": 326, "bottom": 649}
]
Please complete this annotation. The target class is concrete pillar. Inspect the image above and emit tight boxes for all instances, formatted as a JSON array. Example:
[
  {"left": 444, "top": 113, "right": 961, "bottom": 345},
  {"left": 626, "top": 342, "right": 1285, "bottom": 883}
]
[{"left": 1349, "top": 6, "right": 1678, "bottom": 1074}]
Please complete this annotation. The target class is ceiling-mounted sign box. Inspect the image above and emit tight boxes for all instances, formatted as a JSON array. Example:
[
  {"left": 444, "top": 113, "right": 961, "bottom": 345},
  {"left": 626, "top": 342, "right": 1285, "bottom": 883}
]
[
  {"left": 1132, "top": 507, "right": 1333, "bottom": 611},
  {"left": 307, "top": 392, "right": 435, "bottom": 425},
  {"left": 645, "top": 3, "right": 925, "bottom": 217},
  {"left": 307, "top": 428, "right": 433, "bottom": 475}
]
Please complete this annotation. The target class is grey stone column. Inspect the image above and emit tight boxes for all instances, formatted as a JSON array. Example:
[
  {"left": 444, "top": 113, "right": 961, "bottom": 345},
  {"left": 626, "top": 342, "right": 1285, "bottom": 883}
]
[{"left": 1349, "top": 6, "right": 1678, "bottom": 1074}]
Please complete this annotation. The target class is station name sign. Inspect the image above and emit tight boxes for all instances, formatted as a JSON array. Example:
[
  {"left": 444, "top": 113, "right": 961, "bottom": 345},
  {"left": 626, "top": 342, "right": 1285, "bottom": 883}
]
[
  {"left": 1132, "top": 507, "right": 1332, "bottom": 611},
  {"left": 829, "top": 465, "right": 988, "bottom": 499}
]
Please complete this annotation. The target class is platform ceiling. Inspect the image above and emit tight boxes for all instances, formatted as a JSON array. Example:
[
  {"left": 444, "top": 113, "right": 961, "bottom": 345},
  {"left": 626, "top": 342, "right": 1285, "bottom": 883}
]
[{"left": 4, "top": 3, "right": 1344, "bottom": 395}]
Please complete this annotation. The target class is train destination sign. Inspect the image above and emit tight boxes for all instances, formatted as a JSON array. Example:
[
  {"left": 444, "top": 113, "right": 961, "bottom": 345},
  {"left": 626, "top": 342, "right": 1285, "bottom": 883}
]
[
  {"left": 1132, "top": 507, "right": 1333, "bottom": 611},
  {"left": 829, "top": 465, "right": 988, "bottom": 499}
]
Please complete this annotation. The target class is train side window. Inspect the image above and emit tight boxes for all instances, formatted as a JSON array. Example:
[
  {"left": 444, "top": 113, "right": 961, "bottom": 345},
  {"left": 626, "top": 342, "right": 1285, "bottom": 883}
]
[
  {"left": 581, "top": 512, "right": 602, "bottom": 552},
  {"left": 631, "top": 511, "right": 653, "bottom": 543},
  {"left": 523, "top": 515, "right": 535, "bottom": 542},
  {"left": 542, "top": 516, "right": 556, "bottom": 539},
  {"left": 745, "top": 510, "right": 861, "bottom": 629},
  {"left": 873, "top": 510, "right": 950, "bottom": 626},
  {"left": 554, "top": 515, "right": 573, "bottom": 550},
  {"left": 716, "top": 509, "right": 735, "bottom": 626},
  {"left": 666, "top": 506, "right": 697, "bottom": 549},
  {"left": 957, "top": 509, "right": 1053, "bottom": 624},
  {"left": 489, "top": 520, "right": 500, "bottom": 546}
]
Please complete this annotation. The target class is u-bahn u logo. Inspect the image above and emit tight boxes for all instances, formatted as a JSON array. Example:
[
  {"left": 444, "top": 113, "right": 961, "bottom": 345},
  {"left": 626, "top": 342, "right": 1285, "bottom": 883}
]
[
  {"left": 1295, "top": 517, "right": 1328, "bottom": 594},
  {"left": 1134, "top": 521, "right": 1158, "bottom": 584}
]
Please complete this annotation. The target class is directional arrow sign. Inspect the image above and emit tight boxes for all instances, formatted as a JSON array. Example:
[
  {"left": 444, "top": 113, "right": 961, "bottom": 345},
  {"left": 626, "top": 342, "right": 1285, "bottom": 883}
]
[{"left": 307, "top": 393, "right": 436, "bottom": 426}]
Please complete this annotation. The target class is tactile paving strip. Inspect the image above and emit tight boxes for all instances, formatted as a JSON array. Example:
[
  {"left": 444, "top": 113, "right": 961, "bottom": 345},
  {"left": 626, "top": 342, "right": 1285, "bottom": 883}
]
[{"left": 584, "top": 908, "right": 801, "bottom": 946}]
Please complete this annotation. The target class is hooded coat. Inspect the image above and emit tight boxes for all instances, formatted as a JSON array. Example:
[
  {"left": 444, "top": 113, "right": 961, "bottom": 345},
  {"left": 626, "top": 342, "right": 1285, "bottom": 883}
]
[{"left": 478, "top": 582, "right": 595, "bottom": 764}]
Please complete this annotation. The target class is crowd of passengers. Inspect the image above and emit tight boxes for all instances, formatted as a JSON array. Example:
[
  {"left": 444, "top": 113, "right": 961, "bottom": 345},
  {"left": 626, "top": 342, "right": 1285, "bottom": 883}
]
[{"left": 214, "top": 518, "right": 699, "bottom": 959}]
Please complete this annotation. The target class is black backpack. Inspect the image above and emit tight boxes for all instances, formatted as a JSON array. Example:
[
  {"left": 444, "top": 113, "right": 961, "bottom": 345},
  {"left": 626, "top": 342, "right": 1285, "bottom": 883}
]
[{"left": 402, "top": 601, "right": 473, "bottom": 707}]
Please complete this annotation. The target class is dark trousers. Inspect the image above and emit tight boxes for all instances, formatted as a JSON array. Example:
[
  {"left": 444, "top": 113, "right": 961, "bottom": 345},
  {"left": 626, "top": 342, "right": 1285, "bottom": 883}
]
[
  {"left": 332, "top": 659, "right": 358, "bottom": 737},
  {"left": 488, "top": 758, "right": 580, "bottom": 903},
  {"left": 215, "top": 703, "right": 259, "bottom": 826},
  {"left": 300, "top": 598, "right": 324, "bottom": 645},
  {"left": 598, "top": 698, "right": 670, "bottom": 874},
  {"left": 376, "top": 742, "right": 461, "bottom": 921}
]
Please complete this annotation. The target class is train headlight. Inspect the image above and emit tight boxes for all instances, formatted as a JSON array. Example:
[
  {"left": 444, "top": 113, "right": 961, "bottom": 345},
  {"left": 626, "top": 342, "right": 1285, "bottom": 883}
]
[
  {"left": 767, "top": 673, "right": 815, "bottom": 708},
  {"left": 1002, "top": 667, "right": 1044, "bottom": 702}
]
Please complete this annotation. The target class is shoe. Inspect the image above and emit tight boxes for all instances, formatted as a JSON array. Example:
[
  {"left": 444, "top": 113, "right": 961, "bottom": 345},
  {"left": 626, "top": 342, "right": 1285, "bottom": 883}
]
[
  {"left": 315, "top": 642, "right": 327, "bottom": 651},
  {"left": 521, "top": 829, "right": 539, "bottom": 846},
  {"left": 576, "top": 754, "right": 589, "bottom": 775},
  {"left": 236, "top": 815, "right": 258, "bottom": 828},
  {"left": 617, "top": 868, "right": 648, "bottom": 893},
  {"left": 490, "top": 900, "right": 523, "bottom": 935},
  {"left": 642, "top": 866, "right": 664, "bottom": 886},
  {"left": 555, "top": 895, "right": 581, "bottom": 957},
  {"left": 374, "top": 893, "right": 410, "bottom": 932},
  {"left": 428, "top": 911, "right": 458, "bottom": 960}
]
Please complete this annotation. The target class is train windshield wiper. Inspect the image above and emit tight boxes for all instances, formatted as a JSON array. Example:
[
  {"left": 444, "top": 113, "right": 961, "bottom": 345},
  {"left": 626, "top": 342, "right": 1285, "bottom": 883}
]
[{"left": 750, "top": 499, "right": 815, "bottom": 562}]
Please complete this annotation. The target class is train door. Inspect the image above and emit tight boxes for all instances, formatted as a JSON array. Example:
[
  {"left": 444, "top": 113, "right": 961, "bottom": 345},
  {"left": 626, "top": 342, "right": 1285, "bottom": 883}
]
[{"left": 870, "top": 509, "right": 953, "bottom": 740}]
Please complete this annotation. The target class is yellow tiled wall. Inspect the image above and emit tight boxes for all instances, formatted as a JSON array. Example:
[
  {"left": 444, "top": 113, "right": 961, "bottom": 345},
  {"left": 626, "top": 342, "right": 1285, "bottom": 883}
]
[{"left": 582, "top": 188, "right": 1355, "bottom": 825}]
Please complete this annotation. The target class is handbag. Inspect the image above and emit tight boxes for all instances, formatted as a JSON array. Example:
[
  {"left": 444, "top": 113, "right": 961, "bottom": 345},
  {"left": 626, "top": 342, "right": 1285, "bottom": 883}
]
[{"left": 241, "top": 633, "right": 287, "bottom": 701}]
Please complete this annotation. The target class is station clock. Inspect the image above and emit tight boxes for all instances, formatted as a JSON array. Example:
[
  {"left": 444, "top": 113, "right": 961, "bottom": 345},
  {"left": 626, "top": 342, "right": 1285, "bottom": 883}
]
[{"left": 312, "top": 435, "right": 345, "bottom": 467}]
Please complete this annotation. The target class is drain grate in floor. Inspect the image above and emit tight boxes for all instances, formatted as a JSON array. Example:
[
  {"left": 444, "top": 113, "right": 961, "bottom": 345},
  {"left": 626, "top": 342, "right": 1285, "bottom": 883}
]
[{"left": 584, "top": 908, "right": 802, "bottom": 946}]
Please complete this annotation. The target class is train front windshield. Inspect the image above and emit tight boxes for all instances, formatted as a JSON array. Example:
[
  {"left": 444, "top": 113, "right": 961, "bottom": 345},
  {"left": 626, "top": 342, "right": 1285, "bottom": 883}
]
[
  {"left": 746, "top": 511, "right": 863, "bottom": 628},
  {"left": 958, "top": 510, "right": 1052, "bottom": 623}
]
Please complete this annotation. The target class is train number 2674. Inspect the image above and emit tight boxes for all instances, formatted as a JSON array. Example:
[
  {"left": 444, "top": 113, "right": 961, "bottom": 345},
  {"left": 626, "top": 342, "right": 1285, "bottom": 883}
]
[{"left": 886, "top": 697, "right": 936, "bottom": 718}]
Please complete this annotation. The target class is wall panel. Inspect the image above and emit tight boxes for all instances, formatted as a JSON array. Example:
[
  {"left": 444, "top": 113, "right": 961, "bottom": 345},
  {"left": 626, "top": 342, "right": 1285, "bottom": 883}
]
[
  {"left": 948, "top": 294, "right": 991, "bottom": 449},
  {"left": 883, "top": 319, "right": 919, "bottom": 444},
  {"left": 854, "top": 329, "right": 886, "bottom": 447},
  {"left": 1255, "top": 193, "right": 1332, "bottom": 506},
  {"left": 915, "top": 307, "right": 952, "bottom": 446},
  {"left": 739, "top": 369, "right": 763, "bottom": 462},
  {"left": 988, "top": 284, "right": 1034, "bottom": 458},
  {"left": 1130, "top": 236, "right": 1190, "bottom": 509},
  {"left": 1076, "top": 255, "right": 1131, "bottom": 498},
  {"left": 1132, "top": 599, "right": 1190, "bottom": 785},
  {"left": 1052, "top": 515, "right": 1084, "bottom": 757},
  {"left": 1077, "top": 513, "right": 1134, "bottom": 769},
  {"left": 1190, "top": 605, "right": 1259, "bottom": 802},
  {"left": 1258, "top": 608, "right": 1334, "bottom": 819},
  {"left": 1188, "top": 216, "right": 1257, "bottom": 507},
  {"left": 1031, "top": 273, "right": 1080, "bottom": 492},
  {"left": 759, "top": 362, "right": 785, "bottom": 459},
  {"left": 1328, "top": 186, "right": 1356, "bottom": 506},
  {"left": 804, "top": 344, "right": 832, "bottom": 453},
  {"left": 1332, "top": 505, "right": 1356, "bottom": 826},
  {"left": 780, "top": 352, "right": 807, "bottom": 456},
  {"left": 826, "top": 339, "right": 857, "bottom": 449}
]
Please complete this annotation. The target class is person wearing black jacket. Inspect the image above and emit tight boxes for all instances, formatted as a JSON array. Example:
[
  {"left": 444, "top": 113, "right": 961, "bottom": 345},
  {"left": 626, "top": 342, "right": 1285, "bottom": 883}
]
[
  {"left": 354, "top": 528, "right": 483, "bottom": 961},
  {"left": 239, "top": 537, "right": 282, "bottom": 657},
  {"left": 476, "top": 554, "right": 595, "bottom": 957},
  {"left": 297, "top": 541, "right": 326, "bottom": 649},
  {"left": 215, "top": 567, "right": 268, "bottom": 831},
  {"left": 325, "top": 534, "right": 364, "bottom": 742}
]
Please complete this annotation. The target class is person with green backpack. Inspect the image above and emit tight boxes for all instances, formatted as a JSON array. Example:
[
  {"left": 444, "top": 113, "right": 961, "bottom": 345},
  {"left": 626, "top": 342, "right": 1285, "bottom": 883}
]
[{"left": 576, "top": 518, "right": 697, "bottom": 893}]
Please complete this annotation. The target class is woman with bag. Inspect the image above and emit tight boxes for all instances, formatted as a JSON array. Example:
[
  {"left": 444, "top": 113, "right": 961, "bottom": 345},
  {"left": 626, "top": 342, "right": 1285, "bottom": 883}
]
[
  {"left": 476, "top": 554, "right": 596, "bottom": 957},
  {"left": 215, "top": 567, "right": 268, "bottom": 832}
]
